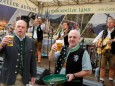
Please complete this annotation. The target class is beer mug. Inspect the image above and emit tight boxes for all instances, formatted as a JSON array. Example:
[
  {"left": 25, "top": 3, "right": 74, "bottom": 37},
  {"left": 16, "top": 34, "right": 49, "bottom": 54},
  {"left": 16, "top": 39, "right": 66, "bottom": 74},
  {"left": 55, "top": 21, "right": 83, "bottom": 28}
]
[
  {"left": 7, "top": 35, "right": 14, "bottom": 46},
  {"left": 56, "top": 40, "right": 63, "bottom": 51}
]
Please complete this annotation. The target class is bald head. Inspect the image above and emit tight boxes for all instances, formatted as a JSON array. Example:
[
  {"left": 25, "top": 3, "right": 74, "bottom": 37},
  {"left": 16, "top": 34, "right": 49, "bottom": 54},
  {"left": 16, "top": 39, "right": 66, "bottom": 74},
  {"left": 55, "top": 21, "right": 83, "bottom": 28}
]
[
  {"left": 68, "top": 30, "right": 81, "bottom": 48},
  {"left": 16, "top": 20, "right": 27, "bottom": 28},
  {"left": 68, "top": 30, "right": 80, "bottom": 38},
  {"left": 15, "top": 20, "right": 27, "bottom": 38}
]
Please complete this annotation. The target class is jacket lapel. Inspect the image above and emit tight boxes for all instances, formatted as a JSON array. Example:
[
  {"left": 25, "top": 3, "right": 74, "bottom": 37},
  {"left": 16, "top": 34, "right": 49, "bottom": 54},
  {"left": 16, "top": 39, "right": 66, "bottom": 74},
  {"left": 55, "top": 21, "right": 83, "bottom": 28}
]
[{"left": 14, "top": 36, "right": 31, "bottom": 53}]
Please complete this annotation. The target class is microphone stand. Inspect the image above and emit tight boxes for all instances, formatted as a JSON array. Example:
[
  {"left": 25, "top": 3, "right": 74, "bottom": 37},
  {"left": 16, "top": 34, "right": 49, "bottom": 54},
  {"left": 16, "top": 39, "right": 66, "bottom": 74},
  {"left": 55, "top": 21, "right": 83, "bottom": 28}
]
[
  {"left": 98, "top": 39, "right": 105, "bottom": 86},
  {"left": 50, "top": 28, "right": 54, "bottom": 49},
  {"left": 47, "top": 32, "right": 51, "bottom": 73},
  {"left": 48, "top": 28, "right": 54, "bottom": 74}
]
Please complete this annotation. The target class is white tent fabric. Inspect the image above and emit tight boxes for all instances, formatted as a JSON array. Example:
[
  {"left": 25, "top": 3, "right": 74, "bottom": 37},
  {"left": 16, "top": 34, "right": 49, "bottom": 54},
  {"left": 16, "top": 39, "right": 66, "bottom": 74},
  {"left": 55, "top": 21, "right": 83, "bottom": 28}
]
[
  {"left": 88, "top": 13, "right": 115, "bottom": 34},
  {"left": 0, "top": 0, "right": 38, "bottom": 13},
  {"left": 89, "top": 13, "right": 115, "bottom": 27}
]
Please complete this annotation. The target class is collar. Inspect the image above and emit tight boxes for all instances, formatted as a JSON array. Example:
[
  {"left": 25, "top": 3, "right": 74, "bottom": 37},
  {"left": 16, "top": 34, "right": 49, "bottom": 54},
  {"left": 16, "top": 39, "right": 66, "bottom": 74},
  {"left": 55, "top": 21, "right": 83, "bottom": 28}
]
[
  {"left": 66, "top": 44, "right": 80, "bottom": 58},
  {"left": 107, "top": 28, "right": 114, "bottom": 33},
  {"left": 68, "top": 44, "right": 80, "bottom": 53},
  {"left": 15, "top": 34, "right": 25, "bottom": 41}
]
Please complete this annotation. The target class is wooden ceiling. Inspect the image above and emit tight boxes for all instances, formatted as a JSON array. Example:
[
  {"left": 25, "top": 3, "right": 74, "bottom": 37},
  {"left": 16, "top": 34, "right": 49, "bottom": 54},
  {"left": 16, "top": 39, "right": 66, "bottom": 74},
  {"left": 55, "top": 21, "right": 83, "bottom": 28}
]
[{"left": 29, "top": 0, "right": 115, "bottom": 7}]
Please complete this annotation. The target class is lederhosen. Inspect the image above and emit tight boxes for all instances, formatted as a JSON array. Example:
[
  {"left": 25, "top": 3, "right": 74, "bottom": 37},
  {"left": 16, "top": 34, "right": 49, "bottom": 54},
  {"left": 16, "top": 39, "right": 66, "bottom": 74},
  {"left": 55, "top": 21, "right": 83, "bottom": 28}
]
[
  {"left": 32, "top": 25, "right": 43, "bottom": 51},
  {"left": 100, "top": 28, "right": 115, "bottom": 69}
]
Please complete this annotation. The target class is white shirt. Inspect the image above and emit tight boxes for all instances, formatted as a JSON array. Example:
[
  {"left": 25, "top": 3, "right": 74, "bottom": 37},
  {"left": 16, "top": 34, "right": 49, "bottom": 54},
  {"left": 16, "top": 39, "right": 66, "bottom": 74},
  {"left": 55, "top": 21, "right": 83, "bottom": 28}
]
[
  {"left": 28, "top": 24, "right": 44, "bottom": 39},
  {"left": 16, "top": 35, "right": 25, "bottom": 41},
  {"left": 93, "top": 28, "right": 114, "bottom": 43},
  {"left": 33, "top": 26, "right": 37, "bottom": 39}
]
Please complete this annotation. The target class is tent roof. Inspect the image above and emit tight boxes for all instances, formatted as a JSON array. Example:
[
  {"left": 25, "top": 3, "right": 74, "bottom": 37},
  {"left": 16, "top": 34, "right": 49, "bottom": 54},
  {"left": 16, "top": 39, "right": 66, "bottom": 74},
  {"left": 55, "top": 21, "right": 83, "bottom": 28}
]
[{"left": 29, "top": 0, "right": 114, "bottom": 7}]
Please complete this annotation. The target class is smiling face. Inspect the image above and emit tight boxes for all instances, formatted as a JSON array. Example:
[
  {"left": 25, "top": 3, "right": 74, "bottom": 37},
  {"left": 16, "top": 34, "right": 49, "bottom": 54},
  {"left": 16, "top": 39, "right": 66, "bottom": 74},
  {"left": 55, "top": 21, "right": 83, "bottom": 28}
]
[
  {"left": 107, "top": 18, "right": 115, "bottom": 30},
  {"left": 15, "top": 20, "right": 27, "bottom": 38},
  {"left": 68, "top": 30, "right": 80, "bottom": 48}
]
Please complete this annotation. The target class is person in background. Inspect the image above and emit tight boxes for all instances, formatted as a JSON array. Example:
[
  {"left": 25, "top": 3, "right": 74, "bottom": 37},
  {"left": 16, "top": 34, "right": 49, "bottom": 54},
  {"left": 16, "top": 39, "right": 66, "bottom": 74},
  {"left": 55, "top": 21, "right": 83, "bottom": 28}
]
[
  {"left": 49, "top": 30, "right": 92, "bottom": 86},
  {"left": 56, "top": 21, "right": 71, "bottom": 46},
  {"left": 6, "top": 26, "right": 14, "bottom": 35},
  {"left": 39, "top": 17, "right": 46, "bottom": 32},
  {"left": 12, "top": 21, "right": 16, "bottom": 29},
  {"left": 73, "top": 22, "right": 80, "bottom": 33},
  {"left": 28, "top": 17, "right": 45, "bottom": 63},
  {"left": 0, "top": 20, "right": 37, "bottom": 86},
  {"left": 43, "top": 18, "right": 50, "bottom": 34},
  {"left": 11, "top": 21, "right": 16, "bottom": 34},
  {"left": 93, "top": 18, "right": 115, "bottom": 84}
]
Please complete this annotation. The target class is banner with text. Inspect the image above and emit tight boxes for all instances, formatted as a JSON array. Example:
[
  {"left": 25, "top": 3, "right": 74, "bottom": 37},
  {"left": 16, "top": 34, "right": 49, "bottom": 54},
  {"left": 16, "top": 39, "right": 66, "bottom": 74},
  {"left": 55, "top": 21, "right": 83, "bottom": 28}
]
[
  {"left": 0, "top": 0, "right": 38, "bottom": 13},
  {"left": 43, "top": 2, "right": 115, "bottom": 15}
]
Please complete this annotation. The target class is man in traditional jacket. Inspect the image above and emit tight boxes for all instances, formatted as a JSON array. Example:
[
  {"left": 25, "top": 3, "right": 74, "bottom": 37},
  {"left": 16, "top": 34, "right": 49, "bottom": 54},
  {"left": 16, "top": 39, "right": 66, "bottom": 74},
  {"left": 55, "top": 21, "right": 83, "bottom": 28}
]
[{"left": 0, "top": 20, "right": 37, "bottom": 86}]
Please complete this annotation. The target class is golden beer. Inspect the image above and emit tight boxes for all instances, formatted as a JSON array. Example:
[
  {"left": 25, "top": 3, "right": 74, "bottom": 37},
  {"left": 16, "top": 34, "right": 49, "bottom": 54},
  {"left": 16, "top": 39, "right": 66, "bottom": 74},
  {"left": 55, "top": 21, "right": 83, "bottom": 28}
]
[
  {"left": 7, "top": 35, "right": 14, "bottom": 46},
  {"left": 56, "top": 40, "right": 63, "bottom": 51}
]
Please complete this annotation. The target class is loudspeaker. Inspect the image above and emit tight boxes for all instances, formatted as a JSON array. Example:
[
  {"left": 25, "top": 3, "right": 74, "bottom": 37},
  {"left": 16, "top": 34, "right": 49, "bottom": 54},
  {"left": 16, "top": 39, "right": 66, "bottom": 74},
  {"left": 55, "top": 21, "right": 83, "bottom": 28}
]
[
  {"left": 21, "top": 16, "right": 30, "bottom": 28},
  {"left": 35, "top": 67, "right": 50, "bottom": 85}
]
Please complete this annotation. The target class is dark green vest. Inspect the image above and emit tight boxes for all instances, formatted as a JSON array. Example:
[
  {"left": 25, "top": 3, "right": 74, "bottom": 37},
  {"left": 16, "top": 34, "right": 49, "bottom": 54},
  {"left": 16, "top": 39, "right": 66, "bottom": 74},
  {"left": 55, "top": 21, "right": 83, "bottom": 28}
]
[{"left": 14, "top": 35, "right": 26, "bottom": 75}]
